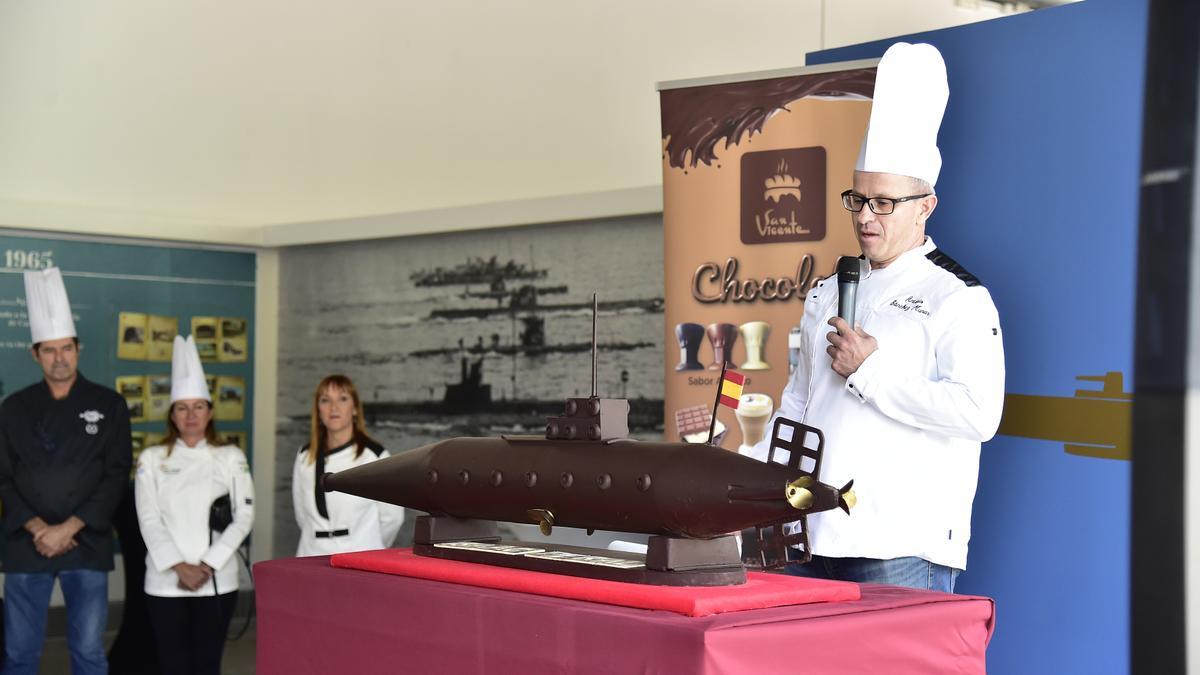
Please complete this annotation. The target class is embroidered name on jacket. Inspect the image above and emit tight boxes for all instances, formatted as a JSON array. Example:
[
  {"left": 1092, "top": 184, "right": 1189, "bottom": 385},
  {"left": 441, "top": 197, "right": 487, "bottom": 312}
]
[
  {"left": 887, "top": 296, "right": 932, "bottom": 317},
  {"left": 79, "top": 410, "right": 104, "bottom": 435}
]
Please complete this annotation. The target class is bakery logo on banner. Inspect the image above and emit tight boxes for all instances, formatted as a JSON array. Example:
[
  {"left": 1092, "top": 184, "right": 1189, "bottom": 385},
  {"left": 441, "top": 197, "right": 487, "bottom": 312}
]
[{"left": 740, "top": 147, "right": 826, "bottom": 244}]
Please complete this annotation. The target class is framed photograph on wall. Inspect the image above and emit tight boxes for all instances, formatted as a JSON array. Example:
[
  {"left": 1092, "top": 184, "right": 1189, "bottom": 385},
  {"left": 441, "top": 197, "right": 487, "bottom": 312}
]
[
  {"left": 147, "top": 315, "right": 178, "bottom": 362},
  {"left": 147, "top": 374, "right": 172, "bottom": 421},
  {"left": 116, "top": 375, "right": 148, "bottom": 423},
  {"left": 117, "top": 313, "right": 148, "bottom": 360},
  {"left": 218, "top": 317, "right": 248, "bottom": 362},
  {"left": 191, "top": 316, "right": 219, "bottom": 361},
  {"left": 215, "top": 375, "right": 245, "bottom": 421}
]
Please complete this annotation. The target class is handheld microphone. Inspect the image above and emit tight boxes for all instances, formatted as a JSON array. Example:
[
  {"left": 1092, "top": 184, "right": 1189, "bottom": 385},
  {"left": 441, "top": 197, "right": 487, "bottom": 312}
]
[{"left": 836, "top": 256, "right": 861, "bottom": 331}]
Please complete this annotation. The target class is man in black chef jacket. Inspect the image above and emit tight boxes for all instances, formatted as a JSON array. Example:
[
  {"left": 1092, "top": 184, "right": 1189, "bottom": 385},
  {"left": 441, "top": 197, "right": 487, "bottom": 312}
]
[{"left": 0, "top": 268, "right": 131, "bottom": 675}]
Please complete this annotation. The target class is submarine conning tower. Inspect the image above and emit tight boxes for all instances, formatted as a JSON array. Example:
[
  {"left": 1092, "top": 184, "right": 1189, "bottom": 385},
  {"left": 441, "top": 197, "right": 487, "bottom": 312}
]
[
  {"left": 544, "top": 291, "right": 631, "bottom": 442},
  {"left": 545, "top": 396, "right": 630, "bottom": 441}
]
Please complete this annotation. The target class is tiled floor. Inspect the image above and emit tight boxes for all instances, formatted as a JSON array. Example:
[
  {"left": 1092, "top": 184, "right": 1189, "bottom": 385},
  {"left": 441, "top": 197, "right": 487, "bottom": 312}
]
[{"left": 38, "top": 624, "right": 257, "bottom": 675}]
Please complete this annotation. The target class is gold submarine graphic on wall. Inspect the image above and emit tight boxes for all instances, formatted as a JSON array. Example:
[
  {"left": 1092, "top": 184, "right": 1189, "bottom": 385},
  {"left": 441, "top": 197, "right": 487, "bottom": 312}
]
[{"left": 998, "top": 371, "right": 1131, "bottom": 461}]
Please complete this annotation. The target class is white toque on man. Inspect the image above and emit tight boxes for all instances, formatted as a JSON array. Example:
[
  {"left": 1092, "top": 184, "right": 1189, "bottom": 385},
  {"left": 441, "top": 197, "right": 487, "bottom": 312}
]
[
  {"left": 170, "top": 335, "right": 211, "bottom": 403},
  {"left": 24, "top": 267, "right": 77, "bottom": 344},
  {"left": 855, "top": 42, "right": 950, "bottom": 187}
]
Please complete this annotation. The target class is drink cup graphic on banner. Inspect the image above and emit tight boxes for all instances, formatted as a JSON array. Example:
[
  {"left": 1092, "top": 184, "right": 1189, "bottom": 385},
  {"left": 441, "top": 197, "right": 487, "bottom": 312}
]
[
  {"left": 736, "top": 393, "right": 774, "bottom": 450},
  {"left": 705, "top": 323, "right": 737, "bottom": 371},
  {"left": 674, "top": 322, "right": 705, "bottom": 371},
  {"left": 739, "top": 321, "right": 770, "bottom": 370}
]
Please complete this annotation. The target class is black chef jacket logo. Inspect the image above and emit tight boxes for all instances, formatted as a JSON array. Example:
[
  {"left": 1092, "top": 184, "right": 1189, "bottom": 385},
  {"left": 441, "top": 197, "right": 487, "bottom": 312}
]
[{"left": 79, "top": 410, "right": 104, "bottom": 435}]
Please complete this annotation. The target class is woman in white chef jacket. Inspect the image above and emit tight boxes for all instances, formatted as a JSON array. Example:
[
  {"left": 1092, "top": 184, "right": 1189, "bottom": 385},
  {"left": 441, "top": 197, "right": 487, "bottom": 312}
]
[
  {"left": 134, "top": 336, "right": 254, "bottom": 675},
  {"left": 293, "top": 374, "right": 404, "bottom": 556}
]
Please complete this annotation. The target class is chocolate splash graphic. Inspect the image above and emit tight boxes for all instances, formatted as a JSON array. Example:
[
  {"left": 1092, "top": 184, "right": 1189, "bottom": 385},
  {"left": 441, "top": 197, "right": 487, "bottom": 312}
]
[{"left": 660, "top": 68, "right": 876, "bottom": 170}]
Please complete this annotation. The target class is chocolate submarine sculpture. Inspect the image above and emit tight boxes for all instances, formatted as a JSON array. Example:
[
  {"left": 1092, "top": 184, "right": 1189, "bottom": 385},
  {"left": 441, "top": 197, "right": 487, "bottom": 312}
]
[{"left": 323, "top": 296, "right": 856, "bottom": 586}]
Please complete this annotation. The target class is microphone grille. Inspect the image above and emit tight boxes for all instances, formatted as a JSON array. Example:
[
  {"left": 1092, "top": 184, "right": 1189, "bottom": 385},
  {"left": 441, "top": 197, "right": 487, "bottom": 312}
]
[{"left": 837, "top": 256, "right": 861, "bottom": 283}]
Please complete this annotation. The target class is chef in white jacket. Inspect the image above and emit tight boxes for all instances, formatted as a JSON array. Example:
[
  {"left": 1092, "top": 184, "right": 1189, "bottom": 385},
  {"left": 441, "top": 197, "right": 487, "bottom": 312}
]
[
  {"left": 742, "top": 43, "right": 1005, "bottom": 593},
  {"left": 293, "top": 374, "right": 404, "bottom": 556},
  {"left": 134, "top": 335, "right": 254, "bottom": 675}
]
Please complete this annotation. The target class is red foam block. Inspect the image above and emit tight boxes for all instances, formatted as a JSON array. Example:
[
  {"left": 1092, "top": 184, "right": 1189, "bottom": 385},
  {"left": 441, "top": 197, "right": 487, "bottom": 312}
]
[{"left": 330, "top": 547, "right": 860, "bottom": 617}]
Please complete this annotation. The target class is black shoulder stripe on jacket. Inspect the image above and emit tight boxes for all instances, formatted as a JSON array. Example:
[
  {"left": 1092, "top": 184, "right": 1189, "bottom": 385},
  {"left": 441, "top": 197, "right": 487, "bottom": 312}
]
[
  {"left": 363, "top": 439, "right": 386, "bottom": 457},
  {"left": 926, "top": 248, "right": 982, "bottom": 287},
  {"left": 298, "top": 442, "right": 310, "bottom": 456}
]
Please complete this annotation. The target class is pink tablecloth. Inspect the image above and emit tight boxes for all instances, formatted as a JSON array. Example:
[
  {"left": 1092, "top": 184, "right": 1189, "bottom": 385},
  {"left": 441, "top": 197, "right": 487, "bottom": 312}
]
[
  {"left": 330, "top": 547, "right": 860, "bottom": 617},
  {"left": 255, "top": 555, "right": 994, "bottom": 675}
]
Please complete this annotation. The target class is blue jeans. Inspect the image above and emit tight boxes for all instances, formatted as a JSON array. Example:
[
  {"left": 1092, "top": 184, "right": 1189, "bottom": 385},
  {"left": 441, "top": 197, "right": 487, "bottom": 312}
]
[
  {"left": 785, "top": 552, "right": 960, "bottom": 593},
  {"left": 4, "top": 569, "right": 108, "bottom": 675}
]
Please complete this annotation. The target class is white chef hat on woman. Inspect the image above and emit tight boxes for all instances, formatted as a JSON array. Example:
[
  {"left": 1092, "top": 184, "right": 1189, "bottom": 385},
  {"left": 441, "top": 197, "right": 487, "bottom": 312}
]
[{"left": 170, "top": 335, "right": 211, "bottom": 403}]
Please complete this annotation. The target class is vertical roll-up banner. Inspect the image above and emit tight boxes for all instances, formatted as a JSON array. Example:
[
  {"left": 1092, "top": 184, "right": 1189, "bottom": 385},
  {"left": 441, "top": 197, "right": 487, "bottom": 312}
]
[{"left": 658, "top": 61, "right": 877, "bottom": 450}]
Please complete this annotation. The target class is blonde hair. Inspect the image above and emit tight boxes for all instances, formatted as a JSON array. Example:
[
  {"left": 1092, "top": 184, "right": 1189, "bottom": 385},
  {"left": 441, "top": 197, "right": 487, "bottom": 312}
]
[{"left": 306, "top": 374, "right": 377, "bottom": 465}]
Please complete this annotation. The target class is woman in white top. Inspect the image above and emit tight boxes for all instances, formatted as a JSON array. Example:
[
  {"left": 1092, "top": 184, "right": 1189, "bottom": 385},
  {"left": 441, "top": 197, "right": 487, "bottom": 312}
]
[
  {"left": 293, "top": 374, "right": 404, "bottom": 556},
  {"left": 134, "top": 336, "right": 254, "bottom": 675}
]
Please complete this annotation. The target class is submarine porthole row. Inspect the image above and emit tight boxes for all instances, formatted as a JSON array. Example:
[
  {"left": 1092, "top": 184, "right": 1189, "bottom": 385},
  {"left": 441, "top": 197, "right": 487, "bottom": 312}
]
[
  {"left": 596, "top": 473, "right": 612, "bottom": 490},
  {"left": 560, "top": 472, "right": 574, "bottom": 488},
  {"left": 525, "top": 471, "right": 538, "bottom": 487},
  {"left": 458, "top": 470, "right": 470, "bottom": 485},
  {"left": 491, "top": 470, "right": 503, "bottom": 487},
  {"left": 637, "top": 474, "right": 652, "bottom": 492},
  {"left": 427, "top": 469, "right": 438, "bottom": 485}
]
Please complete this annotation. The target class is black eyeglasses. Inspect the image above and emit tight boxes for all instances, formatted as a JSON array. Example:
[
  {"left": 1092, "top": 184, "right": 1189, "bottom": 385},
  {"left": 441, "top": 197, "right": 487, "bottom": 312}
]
[{"left": 841, "top": 190, "right": 932, "bottom": 215}]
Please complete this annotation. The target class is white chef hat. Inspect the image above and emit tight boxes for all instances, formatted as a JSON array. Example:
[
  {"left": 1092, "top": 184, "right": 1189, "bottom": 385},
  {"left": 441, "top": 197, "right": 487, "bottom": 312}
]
[
  {"left": 24, "top": 267, "right": 77, "bottom": 344},
  {"left": 856, "top": 42, "right": 949, "bottom": 187},
  {"left": 170, "top": 335, "right": 211, "bottom": 403}
]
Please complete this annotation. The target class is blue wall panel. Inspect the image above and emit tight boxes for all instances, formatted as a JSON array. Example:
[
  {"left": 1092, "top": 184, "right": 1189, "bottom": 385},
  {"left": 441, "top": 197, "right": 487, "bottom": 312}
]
[{"left": 809, "top": 1, "right": 1146, "bottom": 672}]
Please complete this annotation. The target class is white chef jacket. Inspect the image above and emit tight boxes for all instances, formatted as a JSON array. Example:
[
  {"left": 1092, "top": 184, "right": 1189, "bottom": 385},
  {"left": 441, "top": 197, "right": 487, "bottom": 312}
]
[
  {"left": 742, "top": 238, "right": 1005, "bottom": 570},
  {"left": 293, "top": 441, "right": 405, "bottom": 557},
  {"left": 134, "top": 440, "right": 254, "bottom": 597}
]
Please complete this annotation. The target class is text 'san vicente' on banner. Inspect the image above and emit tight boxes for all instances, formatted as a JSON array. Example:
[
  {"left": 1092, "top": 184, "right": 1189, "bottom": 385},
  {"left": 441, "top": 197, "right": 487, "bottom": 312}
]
[{"left": 658, "top": 62, "right": 876, "bottom": 450}]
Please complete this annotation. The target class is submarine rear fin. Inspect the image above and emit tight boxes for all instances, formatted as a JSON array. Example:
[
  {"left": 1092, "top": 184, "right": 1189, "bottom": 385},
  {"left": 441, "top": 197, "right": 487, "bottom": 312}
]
[
  {"left": 751, "top": 517, "right": 811, "bottom": 569},
  {"left": 767, "top": 416, "right": 824, "bottom": 477}
]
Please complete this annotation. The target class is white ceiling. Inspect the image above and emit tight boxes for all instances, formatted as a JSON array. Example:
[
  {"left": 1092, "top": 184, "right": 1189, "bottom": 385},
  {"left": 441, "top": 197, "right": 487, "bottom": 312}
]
[{"left": 0, "top": 0, "right": 1031, "bottom": 245}]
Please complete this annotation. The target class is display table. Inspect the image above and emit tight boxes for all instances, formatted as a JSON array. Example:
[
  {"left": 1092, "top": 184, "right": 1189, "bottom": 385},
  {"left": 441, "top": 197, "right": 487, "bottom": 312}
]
[
  {"left": 256, "top": 555, "right": 994, "bottom": 674},
  {"left": 329, "top": 547, "right": 862, "bottom": 616}
]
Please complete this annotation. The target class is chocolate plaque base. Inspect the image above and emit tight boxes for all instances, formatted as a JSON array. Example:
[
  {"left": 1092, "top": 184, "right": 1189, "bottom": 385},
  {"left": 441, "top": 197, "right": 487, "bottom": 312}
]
[
  {"left": 414, "top": 541, "right": 747, "bottom": 586},
  {"left": 413, "top": 516, "right": 746, "bottom": 586}
]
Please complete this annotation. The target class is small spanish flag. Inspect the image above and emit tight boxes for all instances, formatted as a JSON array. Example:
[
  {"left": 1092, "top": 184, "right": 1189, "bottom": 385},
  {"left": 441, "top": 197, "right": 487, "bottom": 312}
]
[{"left": 718, "top": 369, "right": 745, "bottom": 409}]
